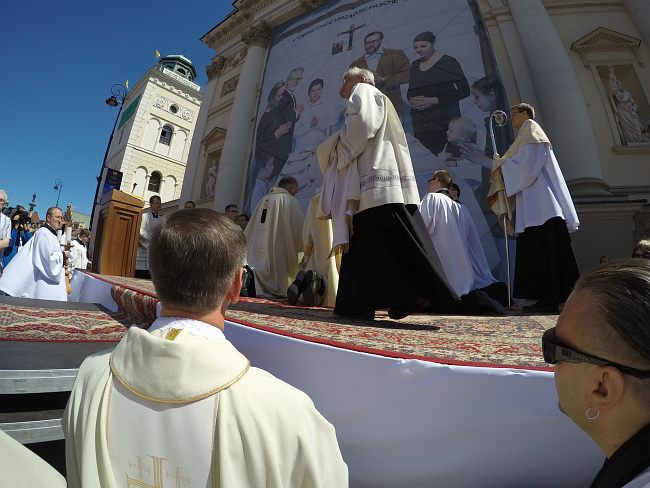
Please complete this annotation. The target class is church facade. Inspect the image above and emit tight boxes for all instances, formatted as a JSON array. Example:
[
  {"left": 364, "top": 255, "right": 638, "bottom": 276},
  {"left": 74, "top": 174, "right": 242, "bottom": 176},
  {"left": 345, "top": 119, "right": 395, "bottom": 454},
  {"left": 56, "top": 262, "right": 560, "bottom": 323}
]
[
  {"left": 179, "top": 0, "right": 650, "bottom": 270},
  {"left": 103, "top": 55, "right": 202, "bottom": 205}
]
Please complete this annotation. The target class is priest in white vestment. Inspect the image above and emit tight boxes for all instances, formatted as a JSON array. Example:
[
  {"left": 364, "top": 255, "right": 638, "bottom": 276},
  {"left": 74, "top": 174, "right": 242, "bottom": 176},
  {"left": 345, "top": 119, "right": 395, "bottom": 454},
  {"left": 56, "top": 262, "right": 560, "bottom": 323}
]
[
  {"left": 419, "top": 170, "right": 499, "bottom": 298},
  {"left": 0, "top": 206, "right": 69, "bottom": 301},
  {"left": 302, "top": 191, "right": 340, "bottom": 307},
  {"left": 318, "top": 68, "right": 456, "bottom": 320},
  {"left": 63, "top": 209, "right": 348, "bottom": 488},
  {"left": 135, "top": 194, "right": 161, "bottom": 279},
  {"left": 492, "top": 103, "right": 579, "bottom": 313},
  {"left": 245, "top": 177, "right": 304, "bottom": 297}
]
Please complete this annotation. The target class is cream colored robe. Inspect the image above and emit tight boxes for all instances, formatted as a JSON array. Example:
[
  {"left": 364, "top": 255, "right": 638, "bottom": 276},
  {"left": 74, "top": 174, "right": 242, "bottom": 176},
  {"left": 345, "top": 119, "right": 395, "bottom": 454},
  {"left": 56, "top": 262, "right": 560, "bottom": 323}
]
[
  {"left": 63, "top": 323, "right": 348, "bottom": 488},
  {"left": 318, "top": 82, "right": 420, "bottom": 252},
  {"left": 303, "top": 192, "right": 340, "bottom": 307},
  {"left": 0, "top": 429, "right": 66, "bottom": 488},
  {"left": 244, "top": 187, "right": 304, "bottom": 296}
]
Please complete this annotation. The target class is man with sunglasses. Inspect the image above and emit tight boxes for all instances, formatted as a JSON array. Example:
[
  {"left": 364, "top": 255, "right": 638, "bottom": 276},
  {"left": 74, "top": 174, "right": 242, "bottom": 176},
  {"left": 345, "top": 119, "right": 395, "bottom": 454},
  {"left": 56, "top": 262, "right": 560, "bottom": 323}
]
[{"left": 543, "top": 259, "right": 650, "bottom": 487}]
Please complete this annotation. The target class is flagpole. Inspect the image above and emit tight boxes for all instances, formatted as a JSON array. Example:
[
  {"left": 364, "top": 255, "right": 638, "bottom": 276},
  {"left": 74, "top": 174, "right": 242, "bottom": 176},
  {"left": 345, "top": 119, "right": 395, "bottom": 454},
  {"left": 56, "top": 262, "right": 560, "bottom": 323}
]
[{"left": 489, "top": 110, "right": 511, "bottom": 308}]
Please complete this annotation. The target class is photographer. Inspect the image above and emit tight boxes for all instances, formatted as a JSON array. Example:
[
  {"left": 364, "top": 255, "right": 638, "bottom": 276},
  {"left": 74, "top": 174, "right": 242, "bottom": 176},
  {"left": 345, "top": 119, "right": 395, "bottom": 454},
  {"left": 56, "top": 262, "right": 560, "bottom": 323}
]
[
  {"left": 0, "top": 191, "right": 11, "bottom": 274},
  {"left": 2, "top": 208, "right": 33, "bottom": 268}
]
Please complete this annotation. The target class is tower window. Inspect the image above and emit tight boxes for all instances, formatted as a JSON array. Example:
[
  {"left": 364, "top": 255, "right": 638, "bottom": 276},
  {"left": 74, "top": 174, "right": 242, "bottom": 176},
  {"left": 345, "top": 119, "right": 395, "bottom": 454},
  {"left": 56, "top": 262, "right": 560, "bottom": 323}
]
[
  {"left": 176, "top": 68, "right": 187, "bottom": 76},
  {"left": 148, "top": 171, "right": 162, "bottom": 192},
  {"left": 159, "top": 125, "right": 173, "bottom": 145},
  {"left": 169, "top": 104, "right": 178, "bottom": 114}
]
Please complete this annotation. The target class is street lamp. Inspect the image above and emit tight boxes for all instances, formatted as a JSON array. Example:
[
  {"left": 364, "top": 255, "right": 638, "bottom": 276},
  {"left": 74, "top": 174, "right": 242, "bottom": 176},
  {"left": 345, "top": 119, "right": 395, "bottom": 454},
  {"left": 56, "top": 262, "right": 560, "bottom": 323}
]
[
  {"left": 89, "top": 83, "right": 129, "bottom": 230},
  {"left": 53, "top": 179, "right": 63, "bottom": 207}
]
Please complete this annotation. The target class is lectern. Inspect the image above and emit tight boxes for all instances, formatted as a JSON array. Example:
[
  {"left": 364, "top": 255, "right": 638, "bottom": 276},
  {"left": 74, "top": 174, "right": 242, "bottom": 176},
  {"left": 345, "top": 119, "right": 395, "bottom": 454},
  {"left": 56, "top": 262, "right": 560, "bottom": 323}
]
[{"left": 92, "top": 190, "right": 144, "bottom": 276}]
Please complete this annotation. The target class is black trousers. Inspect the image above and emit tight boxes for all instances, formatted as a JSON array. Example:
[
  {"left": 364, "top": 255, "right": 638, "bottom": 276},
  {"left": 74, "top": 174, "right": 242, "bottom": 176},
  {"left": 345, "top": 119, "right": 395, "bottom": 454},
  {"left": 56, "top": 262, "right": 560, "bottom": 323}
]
[
  {"left": 513, "top": 217, "right": 579, "bottom": 303},
  {"left": 334, "top": 203, "right": 456, "bottom": 316}
]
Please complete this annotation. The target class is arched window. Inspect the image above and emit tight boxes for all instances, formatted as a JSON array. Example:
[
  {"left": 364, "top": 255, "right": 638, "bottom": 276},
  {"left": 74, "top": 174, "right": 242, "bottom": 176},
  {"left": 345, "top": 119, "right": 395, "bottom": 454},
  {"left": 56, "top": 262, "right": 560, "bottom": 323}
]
[
  {"left": 148, "top": 171, "right": 162, "bottom": 192},
  {"left": 159, "top": 124, "right": 173, "bottom": 146}
]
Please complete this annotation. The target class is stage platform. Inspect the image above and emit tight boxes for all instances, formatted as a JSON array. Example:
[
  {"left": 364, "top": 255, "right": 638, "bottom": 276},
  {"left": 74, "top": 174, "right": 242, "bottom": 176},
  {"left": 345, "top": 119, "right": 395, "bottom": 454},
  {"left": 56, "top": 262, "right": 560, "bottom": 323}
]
[{"left": 64, "top": 270, "right": 603, "bottom": 487}]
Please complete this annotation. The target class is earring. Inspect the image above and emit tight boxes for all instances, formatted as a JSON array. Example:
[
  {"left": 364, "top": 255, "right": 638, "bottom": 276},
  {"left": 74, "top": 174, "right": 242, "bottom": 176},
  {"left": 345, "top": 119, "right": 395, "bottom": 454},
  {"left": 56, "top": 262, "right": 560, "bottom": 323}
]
[{"left": 586, "top": 407, "right": 600, "bottom": 420}]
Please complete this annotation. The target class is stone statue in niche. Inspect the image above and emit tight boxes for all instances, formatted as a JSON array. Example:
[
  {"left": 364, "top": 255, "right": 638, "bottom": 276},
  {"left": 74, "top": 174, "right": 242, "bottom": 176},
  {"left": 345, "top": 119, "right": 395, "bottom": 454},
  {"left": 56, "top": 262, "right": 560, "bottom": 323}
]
[
  {"left": 204, "top": 162, "right": 218, "bottom": 198},
  {"left": 608, "top": 65, "right": 649, "bottom": 145}
]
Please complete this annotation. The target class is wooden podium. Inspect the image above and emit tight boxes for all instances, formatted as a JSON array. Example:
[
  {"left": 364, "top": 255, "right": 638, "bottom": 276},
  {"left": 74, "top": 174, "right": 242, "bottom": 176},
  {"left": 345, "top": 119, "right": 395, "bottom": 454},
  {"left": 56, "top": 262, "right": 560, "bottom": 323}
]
[{"left": 92, "top": 190, "right": 144, "bottom": 276}]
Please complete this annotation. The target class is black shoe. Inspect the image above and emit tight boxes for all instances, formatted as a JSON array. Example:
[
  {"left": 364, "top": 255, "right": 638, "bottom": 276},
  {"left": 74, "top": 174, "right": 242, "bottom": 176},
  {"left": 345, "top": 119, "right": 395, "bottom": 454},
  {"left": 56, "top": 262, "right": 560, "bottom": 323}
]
[
  {"left": 459, "top": 289, "right": 506, "bottom": 316},
  {"left": 287, "top": 270, "right": 307, "bottom": 305},
  {"left": 302, "top": 271, "right": 326, "bottom": 307},
  {"left": 388, "top": 297, "right": 430, "bottom": 320},
  {"left": 522, "top": 300, "right": 559, "bottom": 314}
]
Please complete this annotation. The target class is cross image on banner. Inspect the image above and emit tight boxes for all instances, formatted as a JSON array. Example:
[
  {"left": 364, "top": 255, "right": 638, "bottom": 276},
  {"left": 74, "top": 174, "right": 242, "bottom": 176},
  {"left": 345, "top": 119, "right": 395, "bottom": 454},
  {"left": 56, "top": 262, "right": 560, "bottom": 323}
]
[{"left": 242, "top": 0, "right": 514, "bottom": 283}]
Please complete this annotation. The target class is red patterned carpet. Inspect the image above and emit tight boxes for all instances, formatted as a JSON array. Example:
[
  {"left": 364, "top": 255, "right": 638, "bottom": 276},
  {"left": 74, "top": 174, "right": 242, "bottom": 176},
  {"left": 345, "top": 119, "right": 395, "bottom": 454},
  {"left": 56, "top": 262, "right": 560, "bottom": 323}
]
[
  {"left": 88, "top": 272, "right": 556, "bottom": 370},
  {"left": 0, "top": 301, "right": 126, "bottom": 343}
]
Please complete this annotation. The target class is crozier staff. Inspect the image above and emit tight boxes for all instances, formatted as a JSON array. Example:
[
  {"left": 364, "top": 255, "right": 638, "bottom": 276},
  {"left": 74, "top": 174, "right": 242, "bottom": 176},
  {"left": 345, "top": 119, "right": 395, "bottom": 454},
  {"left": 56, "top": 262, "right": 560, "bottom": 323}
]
[{"left": 489, "top": 103, "right": 579, "bottom": 313}]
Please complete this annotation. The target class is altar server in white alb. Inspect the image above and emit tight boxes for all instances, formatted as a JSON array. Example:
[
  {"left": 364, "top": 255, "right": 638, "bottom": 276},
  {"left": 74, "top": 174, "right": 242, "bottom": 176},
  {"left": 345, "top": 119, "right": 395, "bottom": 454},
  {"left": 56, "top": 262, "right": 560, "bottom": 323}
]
[
  {"left": 492, "top": 103, "right": 579, "bottom": 313},
  {"left": 245, "top": 177, "right": 304, "bottom": 297},
  {"left": 0, "top": 206, "right": 69, "bottom": 301},
  {"left": 420, "top": 170, "right": 500, "bottom": 300},
  {"left": 69, "top": 228, "right": 90, "bottom": 271},
  {"left": 135, "top": 194, "right": 162, "bottom": 279},
  {"left": 64, "top": 209, "right": 348, "bottom": 487}
]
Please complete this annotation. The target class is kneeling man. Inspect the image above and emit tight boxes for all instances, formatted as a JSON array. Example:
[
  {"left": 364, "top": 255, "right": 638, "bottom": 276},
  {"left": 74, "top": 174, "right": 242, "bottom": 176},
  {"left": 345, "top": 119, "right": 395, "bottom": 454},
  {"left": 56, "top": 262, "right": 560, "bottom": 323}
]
[{"left": 64, "top": 209, "right": 347, "bottom": 487}]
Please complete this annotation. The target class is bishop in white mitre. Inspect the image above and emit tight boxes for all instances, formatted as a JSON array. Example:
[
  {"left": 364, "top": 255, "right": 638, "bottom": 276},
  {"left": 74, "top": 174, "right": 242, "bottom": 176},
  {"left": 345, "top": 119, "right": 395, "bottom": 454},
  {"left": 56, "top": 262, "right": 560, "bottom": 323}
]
[{"left": 0, "top": 207, "right": 68, "bottom": 301}]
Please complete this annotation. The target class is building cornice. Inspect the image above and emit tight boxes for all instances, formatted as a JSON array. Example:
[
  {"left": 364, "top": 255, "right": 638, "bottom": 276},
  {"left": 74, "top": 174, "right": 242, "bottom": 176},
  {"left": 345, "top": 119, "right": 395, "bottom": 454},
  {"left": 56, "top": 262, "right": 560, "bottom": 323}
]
[{"left": 148, "top": 68, "right": 203, "bottom": 104}]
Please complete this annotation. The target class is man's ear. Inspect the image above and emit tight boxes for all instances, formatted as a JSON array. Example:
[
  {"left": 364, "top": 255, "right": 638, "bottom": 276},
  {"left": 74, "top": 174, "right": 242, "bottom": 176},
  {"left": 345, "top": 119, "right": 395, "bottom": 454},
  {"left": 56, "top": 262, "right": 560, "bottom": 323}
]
[
  {"left": 228, "top": 267, "right": 243, "bottom": 306},
  {"left": 589, "top": 367, "right": 627, "bottom": 414}
]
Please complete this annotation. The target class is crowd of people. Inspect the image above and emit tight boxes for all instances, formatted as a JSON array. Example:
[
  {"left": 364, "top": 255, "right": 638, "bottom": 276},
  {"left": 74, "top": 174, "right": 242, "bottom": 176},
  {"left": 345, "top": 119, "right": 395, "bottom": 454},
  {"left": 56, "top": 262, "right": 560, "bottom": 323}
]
[
  {"left": 0, "top": 192, "right": 91, "bottom": 299},
  {"left": 3, "top": 65, "right": 650, "bottom": 487}
]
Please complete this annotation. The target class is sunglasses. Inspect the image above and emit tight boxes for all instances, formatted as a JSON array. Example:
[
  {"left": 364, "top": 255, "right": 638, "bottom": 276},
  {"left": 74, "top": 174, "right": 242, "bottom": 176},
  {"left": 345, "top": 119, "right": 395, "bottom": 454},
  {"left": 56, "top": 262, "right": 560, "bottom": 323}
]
[{"left": 542, "top": 327, "right": 650, "bottom": 379}]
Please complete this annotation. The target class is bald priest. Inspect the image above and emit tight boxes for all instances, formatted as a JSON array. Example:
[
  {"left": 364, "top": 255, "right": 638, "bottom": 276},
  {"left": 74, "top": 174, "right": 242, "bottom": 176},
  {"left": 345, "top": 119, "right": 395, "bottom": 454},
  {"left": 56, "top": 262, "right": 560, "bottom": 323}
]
[{"left": 63, "top": 209, "right": 347, "bottom": 487}]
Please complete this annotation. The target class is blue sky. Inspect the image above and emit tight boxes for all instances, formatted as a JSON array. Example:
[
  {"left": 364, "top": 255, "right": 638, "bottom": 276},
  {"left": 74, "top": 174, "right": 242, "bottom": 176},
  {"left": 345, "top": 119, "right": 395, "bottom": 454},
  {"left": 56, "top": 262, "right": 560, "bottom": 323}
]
[{"left": 0, "top": 1, "right": 234, "bottom": 215}]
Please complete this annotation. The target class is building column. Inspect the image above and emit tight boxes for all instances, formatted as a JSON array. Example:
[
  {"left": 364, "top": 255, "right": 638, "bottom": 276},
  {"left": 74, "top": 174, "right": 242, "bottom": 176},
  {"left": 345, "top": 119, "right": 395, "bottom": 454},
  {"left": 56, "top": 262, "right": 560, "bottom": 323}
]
[
  {"left": 624, "top": 0, "right": 650, "bottom": 47},
  {"left": 159, "top": 178, "right": 166, "bottom": 201},
  {"left": 508, "top": 0, "right": 609, "bottom": 196},
  {"left": 212, "top": 22, "right": 273, "bottom": 212},
  {"left": 143, "top": 174, "right": 150, "bottom": 199},
  {"left": 178, "top": 62, "right": 223, "bottom": 207}
]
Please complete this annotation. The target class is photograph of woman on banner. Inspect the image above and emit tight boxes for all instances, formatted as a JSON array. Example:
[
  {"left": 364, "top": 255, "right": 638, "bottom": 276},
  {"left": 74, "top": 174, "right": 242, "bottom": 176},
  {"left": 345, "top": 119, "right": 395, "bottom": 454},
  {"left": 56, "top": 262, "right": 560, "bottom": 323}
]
[{"left": 407, "top": 31, "right": 470, "bottom": 156}]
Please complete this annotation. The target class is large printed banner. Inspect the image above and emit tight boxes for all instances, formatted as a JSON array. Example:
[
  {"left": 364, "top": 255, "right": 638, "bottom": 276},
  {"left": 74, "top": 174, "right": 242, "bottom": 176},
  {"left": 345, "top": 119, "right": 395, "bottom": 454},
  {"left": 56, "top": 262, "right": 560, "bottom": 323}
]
[{"left": 244, "top": 0, "right": 512, "bottom": 278}]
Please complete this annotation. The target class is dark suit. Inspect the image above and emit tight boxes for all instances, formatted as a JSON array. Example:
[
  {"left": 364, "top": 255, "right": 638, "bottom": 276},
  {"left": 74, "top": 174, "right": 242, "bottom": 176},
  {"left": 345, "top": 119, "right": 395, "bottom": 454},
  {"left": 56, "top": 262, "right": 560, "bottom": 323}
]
[
  {"left": 271, "top": 89, "right": 299, "bottom": 179},
  {"left": 350, "top": 48, "right": 410, "bottom": 118}
]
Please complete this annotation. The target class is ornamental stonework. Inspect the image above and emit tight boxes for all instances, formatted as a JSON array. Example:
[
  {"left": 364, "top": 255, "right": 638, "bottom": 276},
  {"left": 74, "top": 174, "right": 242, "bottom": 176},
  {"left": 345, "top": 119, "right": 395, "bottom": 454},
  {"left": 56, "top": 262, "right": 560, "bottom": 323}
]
[
  {"left": 221, "top": 75, "right": 240, "bottom": 97},
  {"left": 242, "top": 22, "right": 273, "bottom": 48},
  {"left": 299, "top": 0, "right": 328, "bottom": 10},
  {"left": 206, "top": 56, "right": 228, "bottom": 81}
]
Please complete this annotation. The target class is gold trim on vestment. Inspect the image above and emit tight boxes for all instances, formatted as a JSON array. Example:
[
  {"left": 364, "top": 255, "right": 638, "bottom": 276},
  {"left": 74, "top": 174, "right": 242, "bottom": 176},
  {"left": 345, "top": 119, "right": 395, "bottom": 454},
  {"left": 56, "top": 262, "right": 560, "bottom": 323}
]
[
  {"left": 109, "top": 357, "right": 251, "bottom": 404},
  {"left": 164, "top": 328, "right": 182, "bottom": 341}
]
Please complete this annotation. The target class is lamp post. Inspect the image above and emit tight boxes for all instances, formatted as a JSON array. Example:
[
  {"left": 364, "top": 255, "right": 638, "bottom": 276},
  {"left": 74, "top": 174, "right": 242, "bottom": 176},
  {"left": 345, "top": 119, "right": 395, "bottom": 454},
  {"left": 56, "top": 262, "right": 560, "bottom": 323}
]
[
  {"left": 53, "top": 179, "right": 63, "bottom": 207},
  {"left": 89, "top": 83, "right": 128, "bottom": 230}
]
